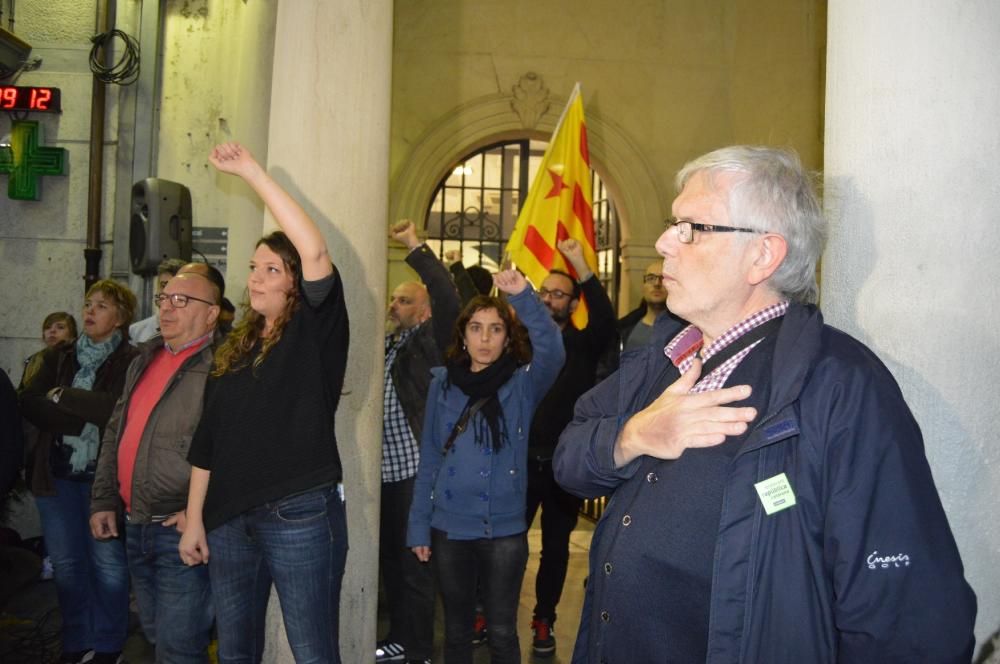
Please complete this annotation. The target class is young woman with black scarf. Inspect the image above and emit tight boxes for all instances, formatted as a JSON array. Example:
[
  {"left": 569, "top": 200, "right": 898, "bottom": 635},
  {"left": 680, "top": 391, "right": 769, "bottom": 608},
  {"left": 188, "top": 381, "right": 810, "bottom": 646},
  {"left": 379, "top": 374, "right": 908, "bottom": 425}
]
[{"left": 407, "top": 269, "right": 565, "bottom": 664}]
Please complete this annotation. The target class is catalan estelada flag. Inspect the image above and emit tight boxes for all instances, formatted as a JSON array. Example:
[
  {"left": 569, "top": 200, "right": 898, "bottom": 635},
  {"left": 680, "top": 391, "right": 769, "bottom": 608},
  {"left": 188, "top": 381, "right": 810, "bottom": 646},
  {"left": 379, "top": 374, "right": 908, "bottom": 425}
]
[{"left": 505, "top": 83, "right": 597, "bottom": 328}]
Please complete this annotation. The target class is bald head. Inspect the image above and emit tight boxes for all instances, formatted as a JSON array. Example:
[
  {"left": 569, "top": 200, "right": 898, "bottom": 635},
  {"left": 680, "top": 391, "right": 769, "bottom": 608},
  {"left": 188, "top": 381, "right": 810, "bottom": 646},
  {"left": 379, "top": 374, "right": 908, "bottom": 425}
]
[
  {"left": 177, "top": 262, "right": 225, "bottom": 304},
  {"left": 158, "top": 273, "right": 221, "bottom": 347},
  {"left": 388, "top": 281, "right": 430, "bottom": 332}
]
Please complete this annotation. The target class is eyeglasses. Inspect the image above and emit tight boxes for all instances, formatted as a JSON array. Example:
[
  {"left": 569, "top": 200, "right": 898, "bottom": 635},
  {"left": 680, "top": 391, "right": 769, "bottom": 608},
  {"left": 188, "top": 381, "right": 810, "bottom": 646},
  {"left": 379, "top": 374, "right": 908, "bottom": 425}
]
[
  {"left": 154, "top": 293, "right": 215, "bottom": 308},
  {"left": 664, "top": 218, "right": 762, "bottom": 244},
  {"left": 642, "top": 274, "right": 663, "bottom": 285},
  {"left": 537, "top": 287, "right": 572, "bottom": 300}
]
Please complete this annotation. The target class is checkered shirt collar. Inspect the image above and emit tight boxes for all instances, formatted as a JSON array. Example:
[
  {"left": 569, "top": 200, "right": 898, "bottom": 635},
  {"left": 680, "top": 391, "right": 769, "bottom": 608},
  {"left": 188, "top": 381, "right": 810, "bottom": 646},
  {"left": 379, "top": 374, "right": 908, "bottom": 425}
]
[{"left": 664, "top": 301, "right": 790, "bottom": 375}]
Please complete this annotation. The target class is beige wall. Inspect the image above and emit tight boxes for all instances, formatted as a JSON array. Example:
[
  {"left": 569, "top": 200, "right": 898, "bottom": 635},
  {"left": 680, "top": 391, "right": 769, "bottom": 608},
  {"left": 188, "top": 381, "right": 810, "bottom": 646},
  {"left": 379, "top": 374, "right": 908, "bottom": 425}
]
[{"left": 389, "top": 0, "right": 826, "bottom": 312}]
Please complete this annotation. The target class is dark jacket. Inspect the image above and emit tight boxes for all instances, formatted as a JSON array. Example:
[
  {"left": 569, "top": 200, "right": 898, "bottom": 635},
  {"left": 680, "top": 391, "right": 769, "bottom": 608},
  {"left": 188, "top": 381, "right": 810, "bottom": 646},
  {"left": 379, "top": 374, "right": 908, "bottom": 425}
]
[
  {"left": 554, "top": 303, "right": 976, "bottom": 663},
  {"left": 389, "top": 245, "right": 461, "bottom": 442},
  {"left": 527, "top": 275, "right": 616, "bottom": 460},
  {"left": 0, "top": 370, "right": 22, "bottom": 498},
  {"left": 91, "top": 333, "right": 219, "bottom": 522},
  {"left": 406, "top": 287, "right": 565, "bottom": 545},
  {"left": 20, "top": 339, "right": 137, "bottom": 495}
]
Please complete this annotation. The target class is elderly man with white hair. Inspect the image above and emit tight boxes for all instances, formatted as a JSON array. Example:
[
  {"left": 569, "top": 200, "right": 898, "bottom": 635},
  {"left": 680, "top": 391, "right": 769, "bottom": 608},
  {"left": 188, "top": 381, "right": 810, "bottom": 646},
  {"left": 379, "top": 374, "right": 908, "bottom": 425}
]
[{"left": 555, "top": 146, "right": 976, "bottom": 663}]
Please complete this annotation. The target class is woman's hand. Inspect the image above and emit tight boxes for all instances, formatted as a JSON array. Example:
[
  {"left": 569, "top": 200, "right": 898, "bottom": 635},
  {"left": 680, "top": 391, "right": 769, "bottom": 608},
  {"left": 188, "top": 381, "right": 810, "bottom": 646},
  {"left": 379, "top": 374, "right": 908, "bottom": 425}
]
[
  {"left": 178, "top": 521, "right": 210, "bottom": 566},
  {"left": 493, "top": 269, "right": 528, "bottom": 296},
  {"left": 209, "top": 142, "right": 264, "bottom": 181},
  {"left": 411, "top": 545, "right": 431, "bottom": 562}
]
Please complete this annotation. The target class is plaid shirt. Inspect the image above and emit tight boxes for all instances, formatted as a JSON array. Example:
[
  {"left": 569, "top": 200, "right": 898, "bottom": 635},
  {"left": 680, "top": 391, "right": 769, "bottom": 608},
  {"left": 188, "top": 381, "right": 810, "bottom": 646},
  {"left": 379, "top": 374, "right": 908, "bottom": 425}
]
[
  {"left": 382, "top": 326, "right": 421, "bottom": 482},
  {"left": 664, "top": 301, "right": 789, "bottom": 394}
]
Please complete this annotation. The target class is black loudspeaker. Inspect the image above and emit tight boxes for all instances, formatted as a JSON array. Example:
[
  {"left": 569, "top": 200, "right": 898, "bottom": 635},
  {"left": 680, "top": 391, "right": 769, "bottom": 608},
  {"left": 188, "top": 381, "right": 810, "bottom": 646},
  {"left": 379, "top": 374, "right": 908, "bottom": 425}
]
[{"left": 129, "top": 178, "right": 193, "bottom": 275}]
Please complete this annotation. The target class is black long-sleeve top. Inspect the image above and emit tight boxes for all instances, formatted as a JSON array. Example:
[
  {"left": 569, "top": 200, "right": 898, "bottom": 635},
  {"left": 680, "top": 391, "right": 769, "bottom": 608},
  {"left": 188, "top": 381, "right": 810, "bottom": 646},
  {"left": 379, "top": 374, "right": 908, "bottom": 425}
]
[{"left": 188, "top": 268, "right": 349, "bottom": 531}]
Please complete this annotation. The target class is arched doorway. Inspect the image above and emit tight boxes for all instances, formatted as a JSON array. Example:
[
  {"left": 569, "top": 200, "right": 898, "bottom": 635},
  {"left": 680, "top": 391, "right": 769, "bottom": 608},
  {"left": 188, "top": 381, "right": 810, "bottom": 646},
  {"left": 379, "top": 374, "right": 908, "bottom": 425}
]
[{"left": 424, "top": 139, "right": 620, "bottom": 304}]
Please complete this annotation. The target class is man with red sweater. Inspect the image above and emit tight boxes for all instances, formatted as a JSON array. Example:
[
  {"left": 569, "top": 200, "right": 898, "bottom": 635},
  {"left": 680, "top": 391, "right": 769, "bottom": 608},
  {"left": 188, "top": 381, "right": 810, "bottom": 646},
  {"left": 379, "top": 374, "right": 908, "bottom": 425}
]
[{"left": 90, "top": 270, "right": 222, "bottom": 663}]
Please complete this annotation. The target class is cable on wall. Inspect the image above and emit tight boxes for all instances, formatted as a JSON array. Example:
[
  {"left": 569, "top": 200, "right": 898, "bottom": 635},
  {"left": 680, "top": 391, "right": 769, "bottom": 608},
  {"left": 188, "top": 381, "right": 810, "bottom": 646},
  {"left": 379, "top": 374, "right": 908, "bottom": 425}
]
[{"left": 88, "top": 28, "right": 140, "bottom": 85}]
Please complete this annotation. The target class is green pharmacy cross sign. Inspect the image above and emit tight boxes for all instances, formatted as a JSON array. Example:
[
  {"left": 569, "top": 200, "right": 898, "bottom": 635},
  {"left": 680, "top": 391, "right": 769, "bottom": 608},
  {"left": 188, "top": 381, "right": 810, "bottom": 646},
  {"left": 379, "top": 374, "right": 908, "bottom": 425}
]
[{"left": 0, "top": 120, "right": 67, "bottom": 201}]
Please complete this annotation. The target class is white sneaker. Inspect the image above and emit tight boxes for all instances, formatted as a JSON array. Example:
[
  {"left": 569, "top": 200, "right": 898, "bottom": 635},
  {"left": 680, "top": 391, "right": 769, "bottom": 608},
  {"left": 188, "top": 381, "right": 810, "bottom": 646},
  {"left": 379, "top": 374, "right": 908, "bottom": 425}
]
[{"left": 375, "top": 640, "right": 406, "bottom": 663}]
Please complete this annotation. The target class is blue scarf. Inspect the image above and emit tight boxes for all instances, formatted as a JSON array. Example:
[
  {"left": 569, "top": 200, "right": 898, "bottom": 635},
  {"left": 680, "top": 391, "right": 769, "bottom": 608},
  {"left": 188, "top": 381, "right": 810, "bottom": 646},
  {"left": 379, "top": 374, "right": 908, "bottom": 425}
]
[{"left": 62, "top": 329, "right": 122, "bottom": 474}]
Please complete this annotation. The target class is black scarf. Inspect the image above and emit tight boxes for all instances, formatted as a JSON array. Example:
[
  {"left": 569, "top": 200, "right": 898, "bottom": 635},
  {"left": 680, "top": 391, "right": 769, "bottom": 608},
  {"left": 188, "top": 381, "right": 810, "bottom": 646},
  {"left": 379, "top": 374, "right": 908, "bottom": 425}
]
[{"left": 445, "top": 353, "right": 518, "bottom": 451}]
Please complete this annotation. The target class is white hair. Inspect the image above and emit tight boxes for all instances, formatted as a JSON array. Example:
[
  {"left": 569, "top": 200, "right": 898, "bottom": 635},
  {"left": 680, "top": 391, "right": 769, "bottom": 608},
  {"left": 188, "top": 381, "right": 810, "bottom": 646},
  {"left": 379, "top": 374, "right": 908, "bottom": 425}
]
[{"left": 676, "top": 146, "right": 826, "bottom": 304}]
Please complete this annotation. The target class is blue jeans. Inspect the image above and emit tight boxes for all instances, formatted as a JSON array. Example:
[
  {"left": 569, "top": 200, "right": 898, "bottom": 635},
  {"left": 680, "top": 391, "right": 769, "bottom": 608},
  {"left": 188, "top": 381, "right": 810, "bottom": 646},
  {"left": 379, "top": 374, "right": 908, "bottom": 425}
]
[
  {"left": 207, "top": 485, "right": 348, "bottom": 664},
  {"left": 432, "top": 529, "right": 528, "bottom": 664},
  {"left": 34, "top": 478, "right": 129, "bottom": 653},
  {"left": 126, "top": 521, "right": 213, "bottom": 663}
]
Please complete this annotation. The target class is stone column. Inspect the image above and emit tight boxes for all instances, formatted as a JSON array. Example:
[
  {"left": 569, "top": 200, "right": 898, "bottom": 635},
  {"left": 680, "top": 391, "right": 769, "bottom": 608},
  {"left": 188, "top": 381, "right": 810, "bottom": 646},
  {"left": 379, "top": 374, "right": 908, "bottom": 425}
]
[
  {"left": 823, "top": 0, "right": 999, "bottom": 650},
  {"left": 261, "top": 2, "right": 393, "bottom": 662}
]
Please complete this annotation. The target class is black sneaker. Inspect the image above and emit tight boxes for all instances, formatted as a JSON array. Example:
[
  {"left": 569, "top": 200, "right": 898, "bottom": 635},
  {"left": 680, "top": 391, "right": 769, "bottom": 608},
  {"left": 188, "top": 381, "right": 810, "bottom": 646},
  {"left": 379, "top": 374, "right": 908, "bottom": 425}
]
[
  {"left": 472, "top": 610, "right": 488, "bottom": 646},
  {"left": 92, "top": 652, "right": 124, "bottom": 664},
  {"left": 531, "top": 617, "right": 556, "bottom": 658},
  {"left": 375, "top": 640, "right": 406, "bottom": 663},
  {"left": 59, "top": 651, "right": 95, "bottom": 664}
]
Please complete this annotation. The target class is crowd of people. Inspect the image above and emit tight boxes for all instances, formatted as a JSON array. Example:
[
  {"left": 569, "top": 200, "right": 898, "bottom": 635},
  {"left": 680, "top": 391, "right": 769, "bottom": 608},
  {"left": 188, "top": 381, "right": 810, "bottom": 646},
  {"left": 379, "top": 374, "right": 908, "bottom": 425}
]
[{"left": 2, "top": 143, "right": 978, "bottom": 664}]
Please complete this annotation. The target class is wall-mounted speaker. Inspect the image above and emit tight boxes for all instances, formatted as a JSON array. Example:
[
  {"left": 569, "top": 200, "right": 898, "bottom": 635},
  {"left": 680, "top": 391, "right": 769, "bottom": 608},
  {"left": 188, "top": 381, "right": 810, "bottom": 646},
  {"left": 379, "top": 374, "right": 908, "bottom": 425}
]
[{"left": 129, "top": 178, "right": 193, "bottom": 275}]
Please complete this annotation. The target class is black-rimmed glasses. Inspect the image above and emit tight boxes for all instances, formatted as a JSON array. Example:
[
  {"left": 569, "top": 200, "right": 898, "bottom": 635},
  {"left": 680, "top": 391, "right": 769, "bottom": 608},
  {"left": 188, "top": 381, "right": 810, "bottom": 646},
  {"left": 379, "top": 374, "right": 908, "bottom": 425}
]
[
  {"left": 537, "top": 287, "right": 572, "bottom": 300},
  {"left": 664, "top": 218, "right": 762, "bottom": 244},
  {"left": 153, "top": 293, "right": 215, "bottom": 308}
]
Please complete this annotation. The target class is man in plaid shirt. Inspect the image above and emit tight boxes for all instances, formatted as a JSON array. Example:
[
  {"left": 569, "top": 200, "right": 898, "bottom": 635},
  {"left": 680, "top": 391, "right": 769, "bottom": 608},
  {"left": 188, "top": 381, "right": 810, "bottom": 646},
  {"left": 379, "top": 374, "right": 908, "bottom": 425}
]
[{"left": 377, "top": 220, "right": 460, "bottom": 664}]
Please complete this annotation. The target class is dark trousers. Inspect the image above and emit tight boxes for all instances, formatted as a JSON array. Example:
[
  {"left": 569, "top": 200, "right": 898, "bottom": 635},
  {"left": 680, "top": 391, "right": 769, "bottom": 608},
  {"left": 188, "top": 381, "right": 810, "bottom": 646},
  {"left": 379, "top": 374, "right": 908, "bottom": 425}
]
[
  {"left": 379, "top": 477, "right": 435, "bottom": 659},
  {"left": 525, "top": 458, "right": 583, "bottom": 624},
  {"left": 432, "top": 529, "right": 528, "bottom": 664}
]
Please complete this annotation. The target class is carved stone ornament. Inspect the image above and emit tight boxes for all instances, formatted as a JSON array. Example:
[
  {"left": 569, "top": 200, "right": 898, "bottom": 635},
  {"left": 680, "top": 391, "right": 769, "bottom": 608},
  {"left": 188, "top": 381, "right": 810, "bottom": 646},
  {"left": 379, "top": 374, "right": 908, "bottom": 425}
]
[{"left": 511, "top": 72, "right": 551, "bottom": 130}]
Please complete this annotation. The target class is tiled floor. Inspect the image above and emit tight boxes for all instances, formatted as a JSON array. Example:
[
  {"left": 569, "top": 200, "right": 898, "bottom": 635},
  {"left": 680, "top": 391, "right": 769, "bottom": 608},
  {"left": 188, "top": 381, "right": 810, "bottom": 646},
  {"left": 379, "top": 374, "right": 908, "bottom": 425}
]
[{"left": 0, "top": 515, "right": 594, "bottom": 663}]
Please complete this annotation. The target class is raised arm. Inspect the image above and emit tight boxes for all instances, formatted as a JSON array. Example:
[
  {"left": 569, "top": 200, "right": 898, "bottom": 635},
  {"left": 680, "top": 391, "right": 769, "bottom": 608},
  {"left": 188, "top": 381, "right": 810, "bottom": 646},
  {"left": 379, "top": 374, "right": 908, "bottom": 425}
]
[
  {"left": 557, "top": 238, "right": 593, "bottom": 282},
  {"left": 209, "top": 142, "right": 332, "bottom": 281},
  {"left": 494, "top": 270, "right": 565, "bottom": 401},
  {"left": 393, "top": 220, "right": 461, "bottom": 351}
]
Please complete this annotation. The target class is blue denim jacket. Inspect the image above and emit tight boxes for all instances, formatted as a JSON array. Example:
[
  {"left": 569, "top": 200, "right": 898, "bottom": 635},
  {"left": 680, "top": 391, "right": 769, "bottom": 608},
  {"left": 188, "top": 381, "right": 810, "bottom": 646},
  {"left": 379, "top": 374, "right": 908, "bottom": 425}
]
[{"left": 407, "top": 287, "right": 565, "bottom": 546}]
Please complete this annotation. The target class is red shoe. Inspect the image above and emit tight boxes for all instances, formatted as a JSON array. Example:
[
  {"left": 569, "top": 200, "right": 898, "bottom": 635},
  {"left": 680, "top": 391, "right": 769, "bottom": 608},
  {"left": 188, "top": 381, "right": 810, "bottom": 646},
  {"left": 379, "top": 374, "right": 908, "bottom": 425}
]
[
  {"left": 472, "top": 611, "right": 488, "bottom": 646},
  {"left": 531, "top": 616, "right": 556, "bottom": 657}
]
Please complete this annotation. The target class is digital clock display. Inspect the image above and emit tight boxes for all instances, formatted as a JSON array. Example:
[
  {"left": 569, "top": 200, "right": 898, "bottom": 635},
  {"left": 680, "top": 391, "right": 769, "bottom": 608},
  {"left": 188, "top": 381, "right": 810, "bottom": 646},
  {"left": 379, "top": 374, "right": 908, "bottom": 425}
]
[{"left": 0, "top": 86, "right": 62, "bottom": 113}]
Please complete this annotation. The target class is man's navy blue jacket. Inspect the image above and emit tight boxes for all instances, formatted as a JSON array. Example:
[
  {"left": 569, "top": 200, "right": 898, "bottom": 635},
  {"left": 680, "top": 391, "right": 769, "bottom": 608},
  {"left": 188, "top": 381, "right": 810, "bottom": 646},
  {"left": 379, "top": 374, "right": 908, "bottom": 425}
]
[{"left": 554, "top": 303, "right": 976, "bottom": 663}]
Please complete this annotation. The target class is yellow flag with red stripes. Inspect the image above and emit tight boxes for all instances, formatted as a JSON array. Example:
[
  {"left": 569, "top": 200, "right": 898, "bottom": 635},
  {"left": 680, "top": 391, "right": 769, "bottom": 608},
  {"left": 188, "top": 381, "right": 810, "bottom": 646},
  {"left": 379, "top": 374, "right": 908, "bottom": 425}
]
[{"left": 505, "top": 83, "right": 596, "bottom": 328}]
